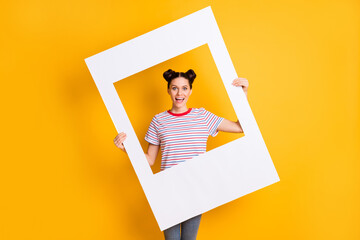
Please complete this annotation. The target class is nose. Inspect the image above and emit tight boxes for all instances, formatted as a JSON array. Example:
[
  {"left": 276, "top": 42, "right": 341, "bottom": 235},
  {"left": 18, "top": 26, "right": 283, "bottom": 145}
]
[{"left": 177, "top": 89, "right": 183, "bottom": 95}]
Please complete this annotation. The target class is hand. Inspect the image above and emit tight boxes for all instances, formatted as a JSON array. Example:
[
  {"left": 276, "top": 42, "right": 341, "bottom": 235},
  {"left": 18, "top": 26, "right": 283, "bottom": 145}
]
[
  {"left": 113, "top": 132, "right": 127, "bottom": 152},
  {"left": 232, "top": 77, "right": 249, "bottom": 96}
]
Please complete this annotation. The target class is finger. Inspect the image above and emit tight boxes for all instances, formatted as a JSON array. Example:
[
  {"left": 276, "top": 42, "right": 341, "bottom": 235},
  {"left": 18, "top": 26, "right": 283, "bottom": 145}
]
[
  {"left": 115, "top": 138, "right": 124, "bottom": 145},
  {"left": 115, "top": 142, "right": 124, "bottom": 149},
  {"left": 115, "top": 133, "right": 126, "bottom": 141},
  {"left": 236, "top": 80, "right": 248, "bottom": 86},
  {"left": 239, "top": 79, "right": 249, "bottom": 85},
  {"left": 238, "top": 83, "right": 248, "bottom": 88},
  {"left": 117, "top": 133, "right": 126, "bottom": 138},
  {"left": 114, "top": 138, "right": 124, "bottom": 145}
]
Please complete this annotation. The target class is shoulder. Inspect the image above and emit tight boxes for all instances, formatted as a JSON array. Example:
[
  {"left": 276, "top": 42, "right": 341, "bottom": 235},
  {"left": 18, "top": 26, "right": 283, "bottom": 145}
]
[
  {"left": 151, "top": 110, "right": 169, "bottom": 122},
  {"left": 190, "top": 107, "right": 205, "bottom": 114},
  {"left": 191, "top": 107, "right": 212, "bottom": 116}
]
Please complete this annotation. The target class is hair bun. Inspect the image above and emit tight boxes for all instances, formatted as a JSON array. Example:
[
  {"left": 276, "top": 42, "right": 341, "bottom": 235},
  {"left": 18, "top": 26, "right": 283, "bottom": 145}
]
[
  {"left": 185, "top": 69, "right": 196, "bottom": 83},
  {"left": 163, "top": 69, "right": 177, "bottom": 82}
]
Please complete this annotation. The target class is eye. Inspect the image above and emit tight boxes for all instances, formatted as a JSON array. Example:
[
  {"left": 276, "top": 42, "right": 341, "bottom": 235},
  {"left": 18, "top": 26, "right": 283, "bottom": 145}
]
[
  {"left": 172, "top": 87, "right": 177, "bottom": 90},
  {"left": 183, "top": 87, "right": 188, "bottom": 91}
]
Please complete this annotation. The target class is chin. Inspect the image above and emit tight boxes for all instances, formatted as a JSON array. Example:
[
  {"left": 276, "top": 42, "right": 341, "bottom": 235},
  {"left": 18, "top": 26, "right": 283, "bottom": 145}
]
[{"left": 174, "top": 103, "right": 182, "bottom": 107}]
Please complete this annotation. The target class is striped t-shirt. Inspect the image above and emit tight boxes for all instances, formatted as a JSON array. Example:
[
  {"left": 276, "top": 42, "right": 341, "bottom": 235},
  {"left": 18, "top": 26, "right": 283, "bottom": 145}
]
[{"left": 145, "top": 107, "right": 224, "bottom": 171}]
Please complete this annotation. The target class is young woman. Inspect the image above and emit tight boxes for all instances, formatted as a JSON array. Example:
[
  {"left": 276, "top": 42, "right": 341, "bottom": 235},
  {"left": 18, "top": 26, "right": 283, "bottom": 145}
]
[{"left": 114, "top": 69, "right": 249, "bottom": 240}]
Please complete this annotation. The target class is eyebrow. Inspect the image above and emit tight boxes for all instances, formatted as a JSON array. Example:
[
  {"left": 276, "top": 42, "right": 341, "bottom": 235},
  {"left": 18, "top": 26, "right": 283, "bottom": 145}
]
[{"left": 170, "top": 84, "right": 189, "bottom": 87}]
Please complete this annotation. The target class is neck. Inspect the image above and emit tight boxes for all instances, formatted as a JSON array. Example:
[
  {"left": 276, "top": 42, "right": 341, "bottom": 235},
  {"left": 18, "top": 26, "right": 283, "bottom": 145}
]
[{"left": 170, "top": 105, "right": 188, "bottom": 113}]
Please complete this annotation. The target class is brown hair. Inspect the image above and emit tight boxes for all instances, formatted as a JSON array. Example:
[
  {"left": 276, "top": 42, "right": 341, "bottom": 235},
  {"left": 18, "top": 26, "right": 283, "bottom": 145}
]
[{"left": 163, "top": 69, "right": 196, "bottom": 89}]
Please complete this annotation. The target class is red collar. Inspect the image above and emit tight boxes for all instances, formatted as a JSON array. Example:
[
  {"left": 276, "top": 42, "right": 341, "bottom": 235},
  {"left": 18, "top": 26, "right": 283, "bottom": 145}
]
[{"left": 167, "top": 108, "right": 192, "bottom": 116}]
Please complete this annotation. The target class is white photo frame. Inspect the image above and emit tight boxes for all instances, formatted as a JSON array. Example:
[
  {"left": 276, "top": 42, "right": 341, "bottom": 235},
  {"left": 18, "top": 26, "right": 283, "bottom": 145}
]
[{"left": 85, "top": 6, "right": 280, "bottom": 231}]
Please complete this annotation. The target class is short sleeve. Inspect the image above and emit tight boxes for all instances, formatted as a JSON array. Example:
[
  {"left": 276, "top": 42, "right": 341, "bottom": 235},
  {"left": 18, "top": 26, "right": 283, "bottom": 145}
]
[
  {"left": 145, "top": 116, "right": 160, "bottom": 145},
  {"left": 201, "top": 108, "right": 224, "bottom": 137}
]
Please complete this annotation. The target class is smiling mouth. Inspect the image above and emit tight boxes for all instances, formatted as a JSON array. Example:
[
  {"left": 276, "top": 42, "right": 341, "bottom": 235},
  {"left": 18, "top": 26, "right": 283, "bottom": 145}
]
[{"left": 175, "top": 97, "right": 185, "bottom": 103}]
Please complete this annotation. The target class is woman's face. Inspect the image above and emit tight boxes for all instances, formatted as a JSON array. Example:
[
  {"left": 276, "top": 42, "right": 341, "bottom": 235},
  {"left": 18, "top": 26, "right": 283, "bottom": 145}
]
[{"left": 167, "top": 77, "right": 192, "bottom": 109}]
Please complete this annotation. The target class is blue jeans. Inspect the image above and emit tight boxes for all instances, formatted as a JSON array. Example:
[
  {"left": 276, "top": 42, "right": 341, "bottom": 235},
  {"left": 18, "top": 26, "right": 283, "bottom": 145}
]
[{"left": 163, "top": 214, "right": 202, "bottom": 240}]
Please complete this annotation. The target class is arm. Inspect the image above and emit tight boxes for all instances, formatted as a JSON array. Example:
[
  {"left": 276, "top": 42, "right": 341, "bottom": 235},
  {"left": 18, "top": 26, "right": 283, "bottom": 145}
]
[
  {"left": 217, "top": 119, "right": 243, "bottom": 133},
  {"left": 216, "top": 77, "right": 249, "bottom": 133},
  {"left": 145, "top": 143, "right": 160, "bottom": 166},
  {"left": 114, "top": 133, "right": 159, "bottom": 166}
]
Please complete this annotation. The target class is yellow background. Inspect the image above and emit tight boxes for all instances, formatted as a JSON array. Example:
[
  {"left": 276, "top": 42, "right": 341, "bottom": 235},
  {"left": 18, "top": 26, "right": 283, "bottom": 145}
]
[{"left": 1, "top": 0, "right": 359, "bottom": 239}]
